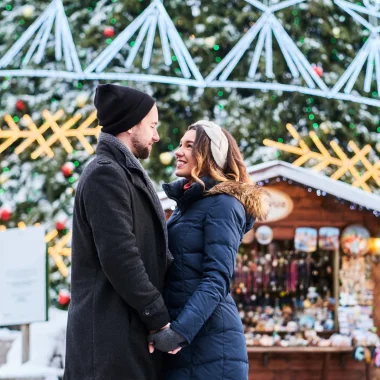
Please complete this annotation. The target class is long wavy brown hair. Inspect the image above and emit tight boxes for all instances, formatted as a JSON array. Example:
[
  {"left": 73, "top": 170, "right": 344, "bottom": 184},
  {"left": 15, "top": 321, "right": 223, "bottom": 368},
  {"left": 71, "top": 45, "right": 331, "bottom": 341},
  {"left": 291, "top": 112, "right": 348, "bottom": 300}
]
[{"left": 187, "top": 123, "right": 251, "bottom": 187}]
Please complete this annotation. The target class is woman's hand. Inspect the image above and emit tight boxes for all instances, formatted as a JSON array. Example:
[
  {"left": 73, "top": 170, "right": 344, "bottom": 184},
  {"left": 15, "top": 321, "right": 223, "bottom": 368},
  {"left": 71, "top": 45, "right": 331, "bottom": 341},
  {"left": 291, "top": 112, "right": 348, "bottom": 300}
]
[
  {"left": 148, "top": 323, "right": 171, "bottom": 353},
  {"left": 168, "top": 347, "right": 182, "bottom": 354}
]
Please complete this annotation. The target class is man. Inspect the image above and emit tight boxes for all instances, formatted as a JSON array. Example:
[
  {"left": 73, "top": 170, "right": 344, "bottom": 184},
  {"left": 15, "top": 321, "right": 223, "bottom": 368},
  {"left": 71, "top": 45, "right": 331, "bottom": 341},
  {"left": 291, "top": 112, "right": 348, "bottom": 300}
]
[{"left": 64, "top": 84, "right": 173, "bottom": 380}]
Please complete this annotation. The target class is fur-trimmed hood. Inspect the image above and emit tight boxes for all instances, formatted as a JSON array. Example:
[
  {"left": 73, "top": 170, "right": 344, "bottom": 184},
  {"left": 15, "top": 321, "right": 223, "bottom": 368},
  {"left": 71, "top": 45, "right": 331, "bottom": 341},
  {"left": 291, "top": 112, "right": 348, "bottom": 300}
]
[
  {"left": 206, "top": 181, "right": 270, "bottom": 221},
  {"left": 163, "top": 177, "right": 270, "bottom": 222}
]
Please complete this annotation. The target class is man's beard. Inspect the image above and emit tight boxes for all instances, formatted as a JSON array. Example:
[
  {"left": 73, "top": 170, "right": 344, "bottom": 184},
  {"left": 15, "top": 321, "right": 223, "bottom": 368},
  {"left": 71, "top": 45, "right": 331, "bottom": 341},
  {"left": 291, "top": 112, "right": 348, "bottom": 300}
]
[{"left": 131, "top": 135, "right": 150, "bottom": 159}]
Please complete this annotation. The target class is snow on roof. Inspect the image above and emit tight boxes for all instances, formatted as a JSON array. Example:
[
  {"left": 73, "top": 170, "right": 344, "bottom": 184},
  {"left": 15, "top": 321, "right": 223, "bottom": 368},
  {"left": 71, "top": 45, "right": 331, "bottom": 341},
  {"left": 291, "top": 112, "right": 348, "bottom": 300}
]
[
  {"left": 246, "top": 160, "right": 380, "bottom": 212},
  {"left": 158, "top": 161, "right": 380, "bottom": 212}
]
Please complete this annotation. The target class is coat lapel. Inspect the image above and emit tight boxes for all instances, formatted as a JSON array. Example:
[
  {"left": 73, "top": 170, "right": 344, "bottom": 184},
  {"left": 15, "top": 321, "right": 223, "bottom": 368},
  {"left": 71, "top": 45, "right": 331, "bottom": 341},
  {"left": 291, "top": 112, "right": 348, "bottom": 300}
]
[
  {"left": 123, "top": 165, "right": 167, "bottom": 237},
  {"left": 96, "top": 141, "right": 167, "bottom": 246}
]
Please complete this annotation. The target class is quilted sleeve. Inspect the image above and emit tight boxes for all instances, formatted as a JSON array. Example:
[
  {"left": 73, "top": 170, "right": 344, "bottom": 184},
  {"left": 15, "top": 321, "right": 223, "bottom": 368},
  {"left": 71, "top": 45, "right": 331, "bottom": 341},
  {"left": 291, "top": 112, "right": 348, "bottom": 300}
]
[{"left": 170, "top": 195, "right": 246, "bottom": 343}]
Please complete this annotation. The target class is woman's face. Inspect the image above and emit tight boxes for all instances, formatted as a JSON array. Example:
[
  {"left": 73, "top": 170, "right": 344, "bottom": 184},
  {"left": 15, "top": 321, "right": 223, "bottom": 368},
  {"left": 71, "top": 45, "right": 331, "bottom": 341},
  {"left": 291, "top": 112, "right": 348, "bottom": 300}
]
[{"left": 175, "top": 130, "right": 197, "bottom": 179}]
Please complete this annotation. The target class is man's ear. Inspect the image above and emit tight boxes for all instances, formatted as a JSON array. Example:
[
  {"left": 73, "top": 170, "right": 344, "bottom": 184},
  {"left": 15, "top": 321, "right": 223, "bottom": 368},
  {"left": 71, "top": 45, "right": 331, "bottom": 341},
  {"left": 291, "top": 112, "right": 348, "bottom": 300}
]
[{"left": 127, "top": 122, "right": 140, "bottom": 134}]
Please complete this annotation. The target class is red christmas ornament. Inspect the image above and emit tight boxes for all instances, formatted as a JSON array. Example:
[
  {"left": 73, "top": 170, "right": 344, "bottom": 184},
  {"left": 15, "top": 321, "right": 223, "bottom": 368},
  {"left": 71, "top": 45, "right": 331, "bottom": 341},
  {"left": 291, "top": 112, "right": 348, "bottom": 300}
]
[
  {"left": 312, "top": 65, "right": 323, "bottom": 78},
  {"left": 61, "top": 162, "right": 75, "bottom": 177},
  {"left": 56, "top": 221, "right": 66, "bottom": 231},
  {"left": 104, "top": 26, "right": 115, "bottom": 38},
  {"left": 0, "top": 208, "right": 12, "bottom": 222},
  {"left": 58, "top": 289, "right": 71, "bottom": 306},
  {"left": 16, "top": 99, "right": 26, "bottom": 112}
]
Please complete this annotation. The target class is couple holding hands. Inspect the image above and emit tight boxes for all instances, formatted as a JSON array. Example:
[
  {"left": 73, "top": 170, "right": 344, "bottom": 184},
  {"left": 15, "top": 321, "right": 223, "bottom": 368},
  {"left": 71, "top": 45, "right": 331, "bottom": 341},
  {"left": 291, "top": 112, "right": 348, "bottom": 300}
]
[{"left": 63, "top": 84, "right": 268, "bottom": 380}]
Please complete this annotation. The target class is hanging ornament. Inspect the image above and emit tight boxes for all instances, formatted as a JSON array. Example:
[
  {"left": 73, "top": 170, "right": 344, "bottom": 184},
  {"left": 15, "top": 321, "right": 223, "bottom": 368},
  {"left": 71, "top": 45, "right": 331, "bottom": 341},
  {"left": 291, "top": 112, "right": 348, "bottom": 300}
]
[
  {"left": 204, "top": 36, "right": 216, "bottom": 48},
  {"left": 58, "top": 289, "right": 71, "bottom": 306},
  {"left": 320, "top": 121, "right": 331, "bottom": 134},
  {"left": 341, "top": 224, "right": 370, "bottom": 256},
  {"left": 0, "top": 207, "right": 12, "bottom": 222},
  {"left": 16, "top": 99, "right": 26, "bottom": 112},
  {"left": 255, "top": 226, "right": 273, "bottom": 245},
  {"left": 332, "top": 27, "right": 341, "bottom": 38},
  {"left": 61, "top": 162, "right": 75, "bottom": 177},
  {"left": 75, "top": 93, "right": 88, "bottom": 108},
  {"left": 295, "top": 227, "right": 317, "bottom": 252},
  {"left": 159, "top": 152, "right": 173, "bottom": 165},
  {"left": 56, "top": 220, "right": 66, "bottom": 231},
  {"left": 319, "top": 227, "right": 340, "bottom": 251},
  {"left": 55, "top": 211, "right": 68, "bottom": 231},
  {"left": 312, "top": 64, "right": 323, "bottom": 78},
  {"left": 22, "top": 5, "right": 35, "bottom": 19},
  {"left": 104, "top": 26, "right": 115, "bottom": 38}
]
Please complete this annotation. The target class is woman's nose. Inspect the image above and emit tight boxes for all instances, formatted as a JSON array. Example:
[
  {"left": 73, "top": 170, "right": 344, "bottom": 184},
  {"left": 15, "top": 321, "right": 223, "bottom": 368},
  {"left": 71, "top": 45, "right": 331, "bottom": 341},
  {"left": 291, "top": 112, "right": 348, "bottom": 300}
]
[{"left": 175, "top": 147, "right": 183, "bottom": 158}]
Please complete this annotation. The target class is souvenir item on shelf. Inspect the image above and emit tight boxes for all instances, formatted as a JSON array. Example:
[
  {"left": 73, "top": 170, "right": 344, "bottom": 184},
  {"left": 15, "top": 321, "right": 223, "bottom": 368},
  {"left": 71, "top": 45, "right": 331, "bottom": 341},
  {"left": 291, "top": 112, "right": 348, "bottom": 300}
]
[
  {"left": 341, "top": 224, "right": 371, "bottom": 256},
  {"left": 295, "top": 228, "right": 317, "bottom": 252},
  {"left": 374, "top": 347, "right": 380, "bottom": 367},
  {"left": 339, "top": 257, "right": 367, "bottom": 305},
  {"left": 319, "top": 227, "right": 340, "bottom": 251},
  {"left": 329, "top": 334, "right": 352, "bottom": 347},
  {"left": 255, "top": 226, "right": 273, "bottom": 245},
  {"left": 338, "top": 305, "right": 375, "bottom": 335},
  {"left": 352, "top": 330, "right": 379, "bottom": 346}
]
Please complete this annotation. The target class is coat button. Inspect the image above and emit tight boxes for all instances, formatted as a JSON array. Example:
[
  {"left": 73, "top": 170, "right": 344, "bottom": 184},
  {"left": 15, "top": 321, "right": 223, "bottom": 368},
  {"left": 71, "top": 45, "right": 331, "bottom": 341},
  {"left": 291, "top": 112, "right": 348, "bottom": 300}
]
[{"left": 143, "top": 308, "right": 150, "bottom": 316}]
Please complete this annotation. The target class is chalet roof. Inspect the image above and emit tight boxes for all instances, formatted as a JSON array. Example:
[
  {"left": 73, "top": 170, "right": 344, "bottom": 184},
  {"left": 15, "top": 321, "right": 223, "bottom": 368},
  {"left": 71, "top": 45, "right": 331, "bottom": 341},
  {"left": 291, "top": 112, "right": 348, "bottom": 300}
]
[{"left": 158, "top": 160, "right": 380, "bottom": 213}]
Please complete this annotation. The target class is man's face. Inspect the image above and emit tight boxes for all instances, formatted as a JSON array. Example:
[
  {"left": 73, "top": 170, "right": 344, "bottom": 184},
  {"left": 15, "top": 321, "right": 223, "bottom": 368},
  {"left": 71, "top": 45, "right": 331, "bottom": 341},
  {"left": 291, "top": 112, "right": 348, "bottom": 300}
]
[{"left": 131, "top": 104, "right": 159, "bottom": 159}]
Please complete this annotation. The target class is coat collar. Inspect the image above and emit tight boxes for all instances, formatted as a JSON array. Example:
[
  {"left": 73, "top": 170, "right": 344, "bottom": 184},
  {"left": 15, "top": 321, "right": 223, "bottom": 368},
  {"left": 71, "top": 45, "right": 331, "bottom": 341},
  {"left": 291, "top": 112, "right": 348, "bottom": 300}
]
[
  {"left": 163, "top": 176, "right": 219, "bottom": 212},
  {"left": 163, "top": 176, "right": 271, "bottom": 233},
  {"left": 96, "top": 138, "right": 152, "bottom": 191},
  {"left": 96, "top": 137, "right": 142, "bottom": 173}
]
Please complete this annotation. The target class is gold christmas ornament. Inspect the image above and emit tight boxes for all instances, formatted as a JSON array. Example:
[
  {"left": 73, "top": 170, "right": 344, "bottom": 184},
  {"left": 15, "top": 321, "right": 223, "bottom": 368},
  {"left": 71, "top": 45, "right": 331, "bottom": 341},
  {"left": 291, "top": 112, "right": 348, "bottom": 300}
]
[
  {"left": 75, "top": 93, "right": 89, "bottom": 108},
  {"left": 332, "top": 27, "right": 341, "bottom": 37},
  {"left": 22, "top": 5, "right": 35, "bottom": 18},
  {"left": 0, "top": 110, "right": 100, "bottom": 158},
  {"left": 263, "top": 123, "right": 380, "bottom": 192},
  {"left": 45, "top": 229, "right": 71, "bottom": 277},
  {"left": 159, "top": 151, "right": 174, "bottom": 165}
]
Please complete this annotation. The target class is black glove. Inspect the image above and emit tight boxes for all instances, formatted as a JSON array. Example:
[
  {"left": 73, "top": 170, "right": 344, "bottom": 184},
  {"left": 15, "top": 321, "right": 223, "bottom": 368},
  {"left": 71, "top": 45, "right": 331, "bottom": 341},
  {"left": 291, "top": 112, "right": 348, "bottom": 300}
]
[{"left": 147, "top": 328, "right": 186, "bottom": 352}]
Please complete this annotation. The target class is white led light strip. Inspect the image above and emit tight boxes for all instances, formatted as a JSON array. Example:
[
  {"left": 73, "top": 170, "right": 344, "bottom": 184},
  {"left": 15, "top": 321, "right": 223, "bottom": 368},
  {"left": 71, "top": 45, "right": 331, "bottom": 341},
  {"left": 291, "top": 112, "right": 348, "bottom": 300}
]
[{"left": 0, "top": 0, "right": 379, "bottom": 108}]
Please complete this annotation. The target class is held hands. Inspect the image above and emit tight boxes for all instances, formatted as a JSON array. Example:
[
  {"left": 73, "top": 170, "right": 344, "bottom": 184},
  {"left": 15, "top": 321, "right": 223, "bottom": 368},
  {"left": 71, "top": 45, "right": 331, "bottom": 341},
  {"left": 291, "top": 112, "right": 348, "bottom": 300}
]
[
  {"left": 147, "top": 324, "right": 186, "bottom": 354},
  {"left": 148, "top": 323, "right": 170, "bottom": 354}
]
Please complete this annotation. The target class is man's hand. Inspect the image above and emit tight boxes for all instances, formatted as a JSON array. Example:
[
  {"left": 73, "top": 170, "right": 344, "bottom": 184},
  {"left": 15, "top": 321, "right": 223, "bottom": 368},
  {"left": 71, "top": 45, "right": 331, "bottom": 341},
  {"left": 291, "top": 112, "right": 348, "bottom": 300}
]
[{"left": 148, "top": 323, "right": 170, "bottom": 353}]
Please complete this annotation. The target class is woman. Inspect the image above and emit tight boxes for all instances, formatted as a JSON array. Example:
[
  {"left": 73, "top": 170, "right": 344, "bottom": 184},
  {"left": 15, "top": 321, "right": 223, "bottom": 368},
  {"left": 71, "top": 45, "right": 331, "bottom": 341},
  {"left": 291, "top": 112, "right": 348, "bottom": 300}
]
[{"left": 152, "top": 120, "right": 268, "bottom": 379}]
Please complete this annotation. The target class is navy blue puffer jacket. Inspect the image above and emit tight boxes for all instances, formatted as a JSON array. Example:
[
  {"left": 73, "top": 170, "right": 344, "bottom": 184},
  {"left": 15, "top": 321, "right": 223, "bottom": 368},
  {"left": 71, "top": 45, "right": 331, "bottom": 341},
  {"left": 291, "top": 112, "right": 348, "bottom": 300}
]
[{"left": 162, "top": 177, "right": 267, "bottom": 380}]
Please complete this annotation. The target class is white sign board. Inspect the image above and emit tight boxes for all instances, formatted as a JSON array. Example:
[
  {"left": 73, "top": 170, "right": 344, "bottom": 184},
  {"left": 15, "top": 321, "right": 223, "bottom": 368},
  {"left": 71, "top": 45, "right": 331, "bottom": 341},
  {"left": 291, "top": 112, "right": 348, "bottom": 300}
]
[
  {"left": 265, "top": 187, "right": 294, "bottom": 223},
  {"left": 0, "top": 226, "right": 47, "bottom": 326}
]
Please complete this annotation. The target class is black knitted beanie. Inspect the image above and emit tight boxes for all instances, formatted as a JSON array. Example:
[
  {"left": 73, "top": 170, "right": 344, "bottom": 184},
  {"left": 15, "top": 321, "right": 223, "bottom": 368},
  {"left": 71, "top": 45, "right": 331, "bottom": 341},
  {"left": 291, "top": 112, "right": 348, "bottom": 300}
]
[{"left": 94, "top": 84, "right": 155, "bottom": 135}]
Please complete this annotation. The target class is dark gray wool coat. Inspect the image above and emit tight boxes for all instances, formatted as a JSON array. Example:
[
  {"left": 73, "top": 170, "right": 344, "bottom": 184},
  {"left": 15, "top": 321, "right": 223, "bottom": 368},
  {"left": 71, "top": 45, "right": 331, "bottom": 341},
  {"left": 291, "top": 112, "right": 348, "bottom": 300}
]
[{"left": 64, "top": 134, "right": 171, "bottom": 380}]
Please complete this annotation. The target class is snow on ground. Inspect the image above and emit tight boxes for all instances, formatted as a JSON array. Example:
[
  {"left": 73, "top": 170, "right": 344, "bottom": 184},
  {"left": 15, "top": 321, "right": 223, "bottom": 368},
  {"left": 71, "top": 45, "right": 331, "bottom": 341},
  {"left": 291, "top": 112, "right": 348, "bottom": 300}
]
[
  {"left": 0, "top": 329, "right": 19, "bottom": 341},
  {"left": 0, "top": 308, "right": 67, "bottom": 380}
]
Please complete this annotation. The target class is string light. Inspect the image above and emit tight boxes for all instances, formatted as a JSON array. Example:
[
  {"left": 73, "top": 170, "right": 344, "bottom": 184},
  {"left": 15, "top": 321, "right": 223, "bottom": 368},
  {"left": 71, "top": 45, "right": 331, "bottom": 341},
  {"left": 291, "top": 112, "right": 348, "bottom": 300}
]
[{"left": 0, "top": 0, "right": 377, "bottom": 109}]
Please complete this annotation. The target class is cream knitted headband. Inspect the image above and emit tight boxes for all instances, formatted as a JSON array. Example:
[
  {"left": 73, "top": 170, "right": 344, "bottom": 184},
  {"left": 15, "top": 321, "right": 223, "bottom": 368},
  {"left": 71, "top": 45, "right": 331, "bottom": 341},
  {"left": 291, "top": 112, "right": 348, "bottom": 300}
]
[{"left": 194, "top": 120, "right": 229, "bottom": 169}]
